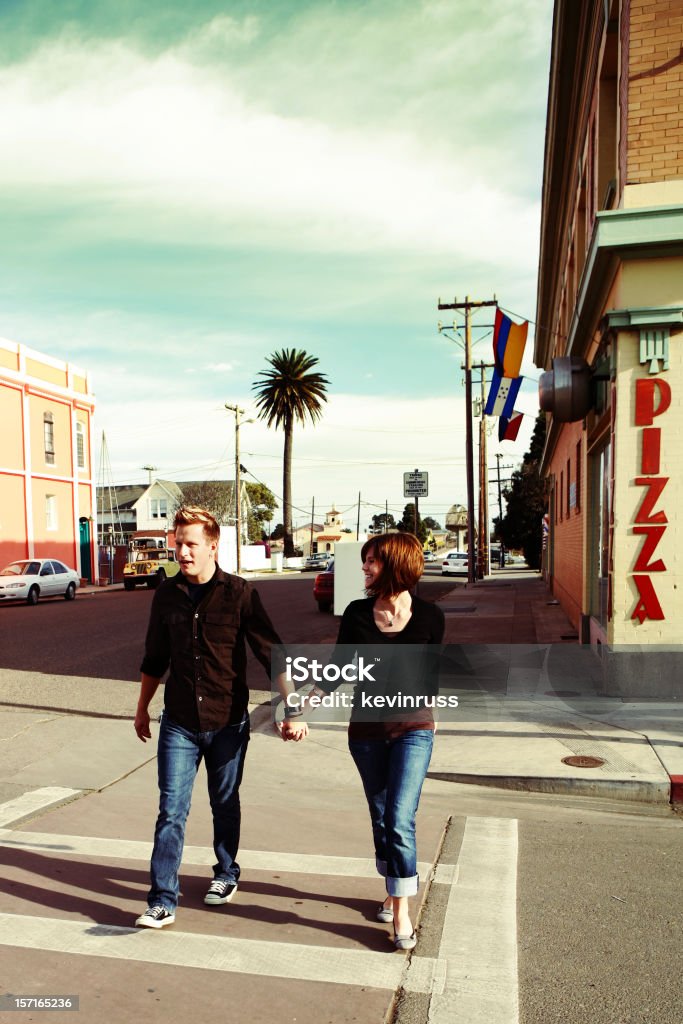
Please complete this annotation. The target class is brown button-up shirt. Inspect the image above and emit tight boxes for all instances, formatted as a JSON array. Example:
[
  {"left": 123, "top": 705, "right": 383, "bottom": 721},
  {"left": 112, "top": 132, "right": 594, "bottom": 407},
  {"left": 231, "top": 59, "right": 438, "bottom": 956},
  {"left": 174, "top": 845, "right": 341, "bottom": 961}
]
[{"left": 140, "top": 566, "right": 283, "bottom": 732}]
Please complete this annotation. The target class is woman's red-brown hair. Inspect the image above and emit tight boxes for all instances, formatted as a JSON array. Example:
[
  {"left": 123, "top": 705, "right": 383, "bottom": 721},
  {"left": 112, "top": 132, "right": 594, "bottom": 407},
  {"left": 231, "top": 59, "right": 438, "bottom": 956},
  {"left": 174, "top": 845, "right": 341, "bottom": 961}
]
[{"left": 360, "top": 532, "right": 424, "bottom": 598}]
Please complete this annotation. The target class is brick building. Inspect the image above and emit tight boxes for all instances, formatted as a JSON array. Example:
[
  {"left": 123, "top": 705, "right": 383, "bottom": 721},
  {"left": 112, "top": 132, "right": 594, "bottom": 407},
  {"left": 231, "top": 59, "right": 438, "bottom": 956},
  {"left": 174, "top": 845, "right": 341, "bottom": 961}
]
[
  {"left": 0, "top": 339, "right": 97, "bottom": 579},
  {"left": 535, "top": 0, "right": 683, "bottom": 692}
]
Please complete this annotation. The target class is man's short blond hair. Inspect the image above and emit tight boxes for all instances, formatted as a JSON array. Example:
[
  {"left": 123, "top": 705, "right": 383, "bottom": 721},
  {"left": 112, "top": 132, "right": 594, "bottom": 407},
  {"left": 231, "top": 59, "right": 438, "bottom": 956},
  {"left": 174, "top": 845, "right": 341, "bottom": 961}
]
[{"left": 173, "top": 506, "right": 220, "bottom": 544}]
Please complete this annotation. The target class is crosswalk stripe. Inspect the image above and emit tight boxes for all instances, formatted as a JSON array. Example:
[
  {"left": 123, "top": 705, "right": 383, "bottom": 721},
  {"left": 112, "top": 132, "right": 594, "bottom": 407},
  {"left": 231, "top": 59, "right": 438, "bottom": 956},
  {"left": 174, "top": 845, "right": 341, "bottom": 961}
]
[
  {"left": 428, "top": 816, "right": 519, "bottom": 1023},
  {"left": 0, "top": 788, "right": 80, "bottom": 826},
  {"left": 0, "top": 912, "right": 444, "bottom": 993},
  {"left": 0, "top": 828, "right": 431, "bottom": 878}
]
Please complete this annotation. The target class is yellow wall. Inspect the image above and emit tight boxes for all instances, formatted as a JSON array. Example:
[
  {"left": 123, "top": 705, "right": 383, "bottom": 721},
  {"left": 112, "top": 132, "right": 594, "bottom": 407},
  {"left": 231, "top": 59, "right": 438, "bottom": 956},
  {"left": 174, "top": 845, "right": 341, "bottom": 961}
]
[
  {"left": 28, "top": 394, "right": 73, "bottom": 476},
  {"left": 611, "top": 328, "right": 683, "bottom": 643},
  {"left": 0, "top": 347, "right": 19, "bottom": 372},
  {"left": 610, "top": 257, "right": 683, "bottom": 310},
  {"left": 0, "top": 475, "right": 28, "bottom": 565},
  {"left": 31, "top": 477, "right": 77, "bottom": 565},
  {"left": 78, "top": 483, "right": 93, "bottom": 518},
  {"left": 623, "top": 182, "right": 683, "bottom": 209},
  {"left": 25, "top": 357, "right": 68, "bottom": 389},
  {"left": 0, "top": 384, "right": 25, "bottom": 470}
]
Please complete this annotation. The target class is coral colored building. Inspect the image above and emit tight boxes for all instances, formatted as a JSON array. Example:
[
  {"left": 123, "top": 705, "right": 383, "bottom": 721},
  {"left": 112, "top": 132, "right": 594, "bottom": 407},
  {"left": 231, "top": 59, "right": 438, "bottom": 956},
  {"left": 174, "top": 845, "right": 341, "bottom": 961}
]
[
  {"left": 535, "top": 0, "right": 683, "bottom": 694},
  {"left": 0, "top": 339, "right": 97, "bottom": 580}
]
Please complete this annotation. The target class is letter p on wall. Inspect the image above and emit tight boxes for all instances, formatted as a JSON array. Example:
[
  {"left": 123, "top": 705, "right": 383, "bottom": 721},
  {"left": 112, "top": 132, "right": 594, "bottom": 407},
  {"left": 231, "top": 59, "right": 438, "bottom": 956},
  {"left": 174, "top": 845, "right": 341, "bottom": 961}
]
[{"left": 635, "top": 378, "right": 671, "bottom": 426}]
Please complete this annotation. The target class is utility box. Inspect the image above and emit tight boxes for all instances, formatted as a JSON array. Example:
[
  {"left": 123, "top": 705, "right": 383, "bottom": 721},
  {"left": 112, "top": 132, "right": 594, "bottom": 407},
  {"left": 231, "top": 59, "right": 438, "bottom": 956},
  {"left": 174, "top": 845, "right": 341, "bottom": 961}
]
[{"left": 333, "top": 542, "right": 367, "bottom": 616}]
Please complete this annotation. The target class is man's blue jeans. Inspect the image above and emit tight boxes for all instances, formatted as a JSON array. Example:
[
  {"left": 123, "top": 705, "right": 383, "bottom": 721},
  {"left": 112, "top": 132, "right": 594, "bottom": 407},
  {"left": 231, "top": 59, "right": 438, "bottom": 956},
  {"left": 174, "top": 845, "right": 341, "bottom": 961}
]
[
  {"left": 348, "top": 729, "right": 434, "bottom": 897},
  {"left": 148, "top": 713, "right": 250, "bottom": 911}
]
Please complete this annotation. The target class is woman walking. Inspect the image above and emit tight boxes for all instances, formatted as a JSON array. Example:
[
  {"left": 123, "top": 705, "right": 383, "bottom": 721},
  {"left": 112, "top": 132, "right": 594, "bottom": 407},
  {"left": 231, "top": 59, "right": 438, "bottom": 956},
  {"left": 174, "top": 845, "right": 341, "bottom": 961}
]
[{"left": 304, "top": 533, "right": 444, "bottom": 950}]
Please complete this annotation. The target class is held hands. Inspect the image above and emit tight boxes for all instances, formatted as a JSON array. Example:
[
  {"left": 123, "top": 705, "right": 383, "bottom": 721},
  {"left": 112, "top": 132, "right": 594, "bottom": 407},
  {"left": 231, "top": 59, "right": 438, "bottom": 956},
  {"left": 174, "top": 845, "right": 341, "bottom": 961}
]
[{"left": 279, "top": 718, "right": 309, "bottom": 742}]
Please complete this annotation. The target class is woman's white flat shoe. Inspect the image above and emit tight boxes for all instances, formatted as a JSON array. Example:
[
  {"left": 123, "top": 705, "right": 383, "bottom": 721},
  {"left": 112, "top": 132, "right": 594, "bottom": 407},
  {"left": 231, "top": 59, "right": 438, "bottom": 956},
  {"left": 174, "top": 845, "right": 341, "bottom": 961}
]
[
  {"left": 393, "top": 930, "right": 417, "bottom": 951},
  {"left": 376, "top": 903, "right": 393, "bottom": 923}
]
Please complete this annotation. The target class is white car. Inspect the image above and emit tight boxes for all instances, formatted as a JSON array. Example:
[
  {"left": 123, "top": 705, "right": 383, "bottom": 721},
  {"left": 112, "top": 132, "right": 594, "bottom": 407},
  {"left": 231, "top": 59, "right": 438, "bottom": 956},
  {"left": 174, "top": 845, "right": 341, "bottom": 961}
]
[
  {"left": 423, "top": 550, "right": 437, "bottom": 563},
  {"left": 441, "top": 551, "right": 470, "bottom": 576},
  {"left": 0, "top": 559, "right": 80, "bottom": 605}
]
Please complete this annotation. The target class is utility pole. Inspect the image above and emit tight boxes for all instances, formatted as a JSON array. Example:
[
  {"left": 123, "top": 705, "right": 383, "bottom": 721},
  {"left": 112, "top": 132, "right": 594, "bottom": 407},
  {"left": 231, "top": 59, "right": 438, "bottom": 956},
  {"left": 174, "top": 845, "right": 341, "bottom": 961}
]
[
  {"left": 471, "top": 361, "right": 495, "bottom": 579},
  {"left": 309, "top": 498, "right": 315, "bottom": 555},
  {"left": 142, "top": 464, "right": 157, "bottom": 487},
  {"left": 225, "top": 404, "right": 251, "bottom": 575},
  {"left": 438, "top": 296, "right": 497, "bottom": 585},
  {"left": 493, "top": 455, "right": 514, "bottom": 566},
  {"left": 356, "top": 492, "right": 361, "bottom": 541}
]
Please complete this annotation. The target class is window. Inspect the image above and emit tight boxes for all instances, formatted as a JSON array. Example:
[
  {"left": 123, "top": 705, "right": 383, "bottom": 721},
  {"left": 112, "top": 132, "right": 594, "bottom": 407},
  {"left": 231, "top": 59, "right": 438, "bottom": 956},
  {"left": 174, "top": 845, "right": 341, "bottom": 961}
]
[
  {"left": 46, "top": 495, "right": 58, "bottom": 531},
  {"left": 44, "top": 413, "right": 55, "bottom": 465},
  {"left": 575, "top": 441, "right": 582, "bottom": 512},
  {"left": 150, "top": 498, "right": 168, "bottom": 519},
  {"left": 50, "top": 561, "right": 67, "bottom": 574},
  {"left": 589, "top": 440, "right": 611, "bottom": 627},
  {"left": 566, "top": 458, "right": 571, "bottom": 517},
  {"left": 560, "top": 471, "right": 564, "bottom": 522},
  {"left": 76, "top": 422, "right": 85, "bottom": 469}
]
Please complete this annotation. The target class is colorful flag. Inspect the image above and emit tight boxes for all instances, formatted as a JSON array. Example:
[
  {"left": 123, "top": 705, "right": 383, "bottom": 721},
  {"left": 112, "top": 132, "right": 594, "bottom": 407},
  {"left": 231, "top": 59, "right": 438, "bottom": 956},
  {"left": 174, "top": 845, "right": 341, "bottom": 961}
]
[
  {"left": 484, "top": 369, "right": 523, "bottom": 418},
  {"left": 493, "top": 309, "right": 528, "bottom": 378},
  {"left": 498, "top": 410, "right": 524, "bottom": 442}
]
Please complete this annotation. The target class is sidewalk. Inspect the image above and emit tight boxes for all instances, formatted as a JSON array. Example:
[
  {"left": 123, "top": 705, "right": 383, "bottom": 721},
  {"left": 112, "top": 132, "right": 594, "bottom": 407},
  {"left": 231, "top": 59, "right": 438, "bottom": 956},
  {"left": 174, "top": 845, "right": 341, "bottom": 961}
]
[
  {"left": 430, "top": 569, "right": 683, "bottom": 804},
  {"left": 78, "top": 569, "right": 682, "bottom": 805}
]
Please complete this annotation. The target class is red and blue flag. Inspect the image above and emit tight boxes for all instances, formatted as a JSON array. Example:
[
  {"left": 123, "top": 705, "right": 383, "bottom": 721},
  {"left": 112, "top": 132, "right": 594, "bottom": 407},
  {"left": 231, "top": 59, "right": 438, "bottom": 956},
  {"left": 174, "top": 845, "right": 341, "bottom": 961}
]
[{"left": 498, "top": 410, "right": 524, "bottom": 442}]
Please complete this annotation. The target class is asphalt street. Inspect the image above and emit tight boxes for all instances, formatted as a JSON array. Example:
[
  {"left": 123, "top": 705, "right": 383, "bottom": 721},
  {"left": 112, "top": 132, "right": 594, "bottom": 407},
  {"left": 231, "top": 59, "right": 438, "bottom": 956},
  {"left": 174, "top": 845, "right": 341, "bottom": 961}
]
[{"left": 1, "top": 572, "right": 682, "bottom": 1023}]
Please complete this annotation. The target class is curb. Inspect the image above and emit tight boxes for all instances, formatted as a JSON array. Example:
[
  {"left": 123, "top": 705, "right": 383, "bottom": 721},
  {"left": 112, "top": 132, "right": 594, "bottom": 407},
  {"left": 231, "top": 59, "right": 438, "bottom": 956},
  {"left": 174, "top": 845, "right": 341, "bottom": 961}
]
[
  {"left": 426, "top": 770, "right": 672, "bottom": 805},
  {"left": 670, "top": 774, "right": 683, "bottom": 804}
]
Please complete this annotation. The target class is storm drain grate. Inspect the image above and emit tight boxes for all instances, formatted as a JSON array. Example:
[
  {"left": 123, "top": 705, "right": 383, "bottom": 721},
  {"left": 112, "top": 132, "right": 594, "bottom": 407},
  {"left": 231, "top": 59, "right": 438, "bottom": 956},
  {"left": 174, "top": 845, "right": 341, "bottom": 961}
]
[{"left": 561, "top": 755, "right": 605, "bottom": 769}]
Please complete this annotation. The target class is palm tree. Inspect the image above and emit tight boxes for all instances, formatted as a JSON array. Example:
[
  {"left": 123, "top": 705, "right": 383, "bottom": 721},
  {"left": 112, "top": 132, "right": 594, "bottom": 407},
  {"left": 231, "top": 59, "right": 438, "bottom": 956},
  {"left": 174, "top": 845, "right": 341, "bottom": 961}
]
[{"left": 252, "top": 349, "right": 329, "bottom": 557}]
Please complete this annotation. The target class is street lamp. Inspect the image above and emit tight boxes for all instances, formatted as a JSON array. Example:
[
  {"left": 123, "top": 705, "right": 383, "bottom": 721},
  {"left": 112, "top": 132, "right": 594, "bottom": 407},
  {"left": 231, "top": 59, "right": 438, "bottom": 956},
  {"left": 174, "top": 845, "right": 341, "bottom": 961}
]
[{"left": 225, "top": 404, "right": 254, "bottom": 575}]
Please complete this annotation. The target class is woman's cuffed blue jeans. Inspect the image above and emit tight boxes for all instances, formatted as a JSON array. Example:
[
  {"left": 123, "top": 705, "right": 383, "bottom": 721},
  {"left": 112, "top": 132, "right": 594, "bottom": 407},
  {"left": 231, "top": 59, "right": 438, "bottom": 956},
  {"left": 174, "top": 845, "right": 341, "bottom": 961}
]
[
  {"left": 348, "top": 729, "right": 434, "bottom": 897},
  {"left": 148, "top": 713, "right": 250, "bottom": 911}
]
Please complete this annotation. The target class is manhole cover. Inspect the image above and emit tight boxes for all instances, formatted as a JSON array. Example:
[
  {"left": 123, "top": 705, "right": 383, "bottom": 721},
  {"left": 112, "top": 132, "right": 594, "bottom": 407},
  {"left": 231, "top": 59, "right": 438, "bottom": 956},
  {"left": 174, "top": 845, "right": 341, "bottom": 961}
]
[
  {"left": 561, "top": 755, "right": 605, "bottom": 768},
  {"left": 544, "top": 690, "right": 580, "bottom": 698}
]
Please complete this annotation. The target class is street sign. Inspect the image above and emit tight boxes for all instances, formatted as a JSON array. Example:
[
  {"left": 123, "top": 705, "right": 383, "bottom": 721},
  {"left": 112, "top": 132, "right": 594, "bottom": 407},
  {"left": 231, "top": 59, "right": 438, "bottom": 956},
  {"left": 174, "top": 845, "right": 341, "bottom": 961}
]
[{"left": 404, "top": 469, "right": 428, "bottom": 497}]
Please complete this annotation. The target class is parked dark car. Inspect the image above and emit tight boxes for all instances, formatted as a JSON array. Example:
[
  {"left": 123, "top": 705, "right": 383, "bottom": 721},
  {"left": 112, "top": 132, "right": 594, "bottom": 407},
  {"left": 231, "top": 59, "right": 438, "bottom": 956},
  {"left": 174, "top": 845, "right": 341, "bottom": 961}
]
[{"left": 313, "top": 559, "right": 334, "bottom": 612}]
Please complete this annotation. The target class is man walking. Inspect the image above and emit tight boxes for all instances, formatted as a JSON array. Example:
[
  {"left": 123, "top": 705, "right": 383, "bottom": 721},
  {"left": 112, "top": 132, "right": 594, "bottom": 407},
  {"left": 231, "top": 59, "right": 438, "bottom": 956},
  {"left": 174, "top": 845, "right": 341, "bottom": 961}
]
[{"left": 134, "top": 505, "right": 305, "bottom": 928}]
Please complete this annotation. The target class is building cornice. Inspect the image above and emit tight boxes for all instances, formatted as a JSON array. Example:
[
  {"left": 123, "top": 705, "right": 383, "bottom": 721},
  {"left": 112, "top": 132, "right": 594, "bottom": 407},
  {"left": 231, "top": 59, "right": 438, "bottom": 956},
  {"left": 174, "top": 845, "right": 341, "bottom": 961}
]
[
  {"left": 553, "top": 205, "right": 683, "bottom": 365},
  {"left": 605, "top": 305, "right": 683, "bottom": 328}
]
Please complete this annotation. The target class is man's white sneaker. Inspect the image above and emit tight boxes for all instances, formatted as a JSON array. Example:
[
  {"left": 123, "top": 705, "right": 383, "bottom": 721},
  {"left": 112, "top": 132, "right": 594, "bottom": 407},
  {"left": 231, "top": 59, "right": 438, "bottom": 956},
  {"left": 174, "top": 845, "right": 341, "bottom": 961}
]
[
  {"left": 135, "top": 905, "right": 176, "bottom": 929},
  {"left": 204, "top": 879, "right": 238, "bottom": 905}
]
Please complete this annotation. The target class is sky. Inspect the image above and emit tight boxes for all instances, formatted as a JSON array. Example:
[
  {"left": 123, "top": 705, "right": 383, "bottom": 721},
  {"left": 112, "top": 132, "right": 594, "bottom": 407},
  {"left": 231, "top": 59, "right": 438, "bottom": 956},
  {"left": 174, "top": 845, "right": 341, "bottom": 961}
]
[{"left": 0, "top": 0, "right": 553, "bottom": 535}]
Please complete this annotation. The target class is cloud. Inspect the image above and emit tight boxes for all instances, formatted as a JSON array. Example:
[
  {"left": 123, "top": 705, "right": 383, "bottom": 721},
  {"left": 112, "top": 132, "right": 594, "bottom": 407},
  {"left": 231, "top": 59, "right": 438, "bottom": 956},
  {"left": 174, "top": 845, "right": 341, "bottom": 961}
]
[
  {"left": 0, "top": 1, "right": 548, "bottom": 523},
  {"left": 96, "top": 390, "right": 530, "bottom": 527},
  {"left": 0, "top": 4, "right": 547, "bottom": 264}
]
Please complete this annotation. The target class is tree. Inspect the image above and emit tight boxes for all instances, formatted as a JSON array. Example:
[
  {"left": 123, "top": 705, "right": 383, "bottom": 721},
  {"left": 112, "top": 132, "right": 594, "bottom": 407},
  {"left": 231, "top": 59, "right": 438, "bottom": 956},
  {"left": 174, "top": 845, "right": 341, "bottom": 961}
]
[
  {"left": 423, "top": 516, "right": 441, "bottom": 530},
  {"left": 496, "top": 412, "right": 547, "bottom": 569},
  {"left": 177, "top": 481, "right": 234, "bottom": 524},
  {"left": 369, "top": 512, "right": 396, "bottom": 534},
  {"left": 397, "top": 503, "right": 428, "bottom": 544},
  {"left": 253, "top": 349, "right": 329, "bottom": 557},
  {"left": 244, "top": 482, "right": 277, "bottom": 542},
  {"left": 270, "top": 523, "right": 285, "bottom": 541}
]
